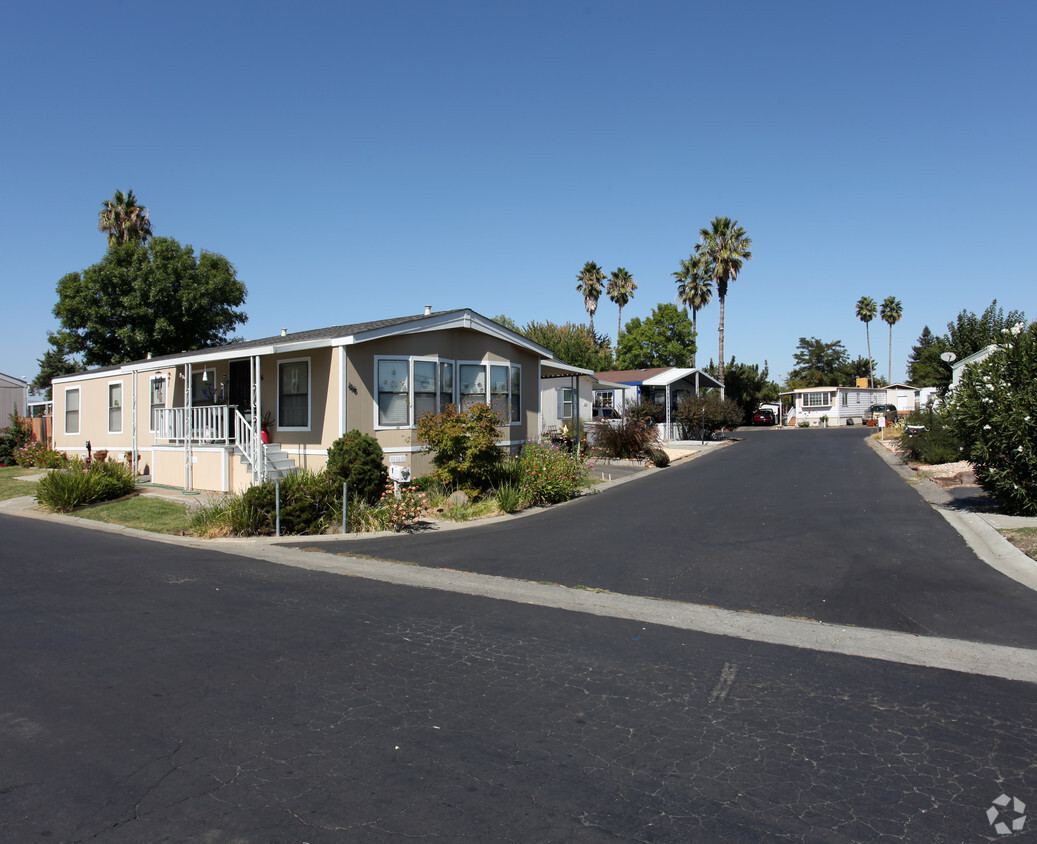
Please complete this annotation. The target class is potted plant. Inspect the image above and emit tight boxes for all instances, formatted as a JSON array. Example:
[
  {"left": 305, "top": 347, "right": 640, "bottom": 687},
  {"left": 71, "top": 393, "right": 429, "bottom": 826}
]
[{"left": 260, "top": 411, "right": 273, "bottom": 444}]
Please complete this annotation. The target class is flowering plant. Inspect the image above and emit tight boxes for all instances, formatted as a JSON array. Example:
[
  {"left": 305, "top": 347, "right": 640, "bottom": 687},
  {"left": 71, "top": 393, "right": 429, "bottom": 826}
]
[
  {"left": 376, "top": 480, "right": 430, "bottom": 532},
  {"left": 518, "top": 439, "right": 591, "bottom": 507}
]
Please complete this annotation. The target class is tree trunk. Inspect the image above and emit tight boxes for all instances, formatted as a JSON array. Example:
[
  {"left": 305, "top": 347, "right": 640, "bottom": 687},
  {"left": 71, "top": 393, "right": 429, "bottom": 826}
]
[
  {"left": 718, "top": 296, "right": 726, "bottom": 384},
  {"left": 866, "top": 324, "right": 873, "bottom": 388},
  {"left": 888, "top": 326, "right": 893, "bottom": 384}
]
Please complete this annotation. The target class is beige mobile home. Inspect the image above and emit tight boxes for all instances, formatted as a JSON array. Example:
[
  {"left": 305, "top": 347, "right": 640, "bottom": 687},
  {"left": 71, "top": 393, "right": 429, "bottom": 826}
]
[{"left": 51, "top": 309, "right": 572, "bottom": 493}]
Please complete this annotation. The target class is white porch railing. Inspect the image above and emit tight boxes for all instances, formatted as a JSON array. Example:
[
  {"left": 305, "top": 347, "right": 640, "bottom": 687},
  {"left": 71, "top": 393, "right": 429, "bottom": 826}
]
[
  {"left": 234, "top": 408, "right": 264, "bottom": 484},
  {"left": 154, "top": 405, "right": 232, "bottom": 443}
]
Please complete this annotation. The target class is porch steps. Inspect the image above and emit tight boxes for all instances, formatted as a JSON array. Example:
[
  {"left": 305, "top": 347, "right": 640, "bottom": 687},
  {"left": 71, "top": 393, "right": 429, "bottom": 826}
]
[{"left": 239, "top": 444, "right": 299, "bottom": 481}]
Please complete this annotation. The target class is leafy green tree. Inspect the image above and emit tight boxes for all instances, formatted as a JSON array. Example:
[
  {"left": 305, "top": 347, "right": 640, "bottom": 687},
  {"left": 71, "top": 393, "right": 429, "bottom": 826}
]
[
  {"left": 326, "top": 431, "right": 388, "bottom": 505},
  {"left": 838, "top": 355, "right": 882, "bottom": 386},
  {"left": 855, "top": 296, "right": 877, "bottom": 387},
  {"left": 945, "top": 300, "right": 1027, "bottom": 361},
  {"left": 606, "top": 267, "right": 637, "bottom": 344},
  {"left": 672, "top": 254, "right": 712, "bottom": 368},
  {"left": 575, "top": 261, "right": 605, "bottom": 335},
  {"left": 415, "top": 404, "right": 504, "bottom": 493},
  {"left": 674, "top": 392, "right": 743, "bottom": 439},
  {"left": 52, "top": 238, "right": 248, "bottom": 367},
  {"left": 785, "top": 337, "right": 851, "bottom": 388},
  {"left": 705, "top": 357, "right": 779, "bottom": 423},
  {"left": 948, "top": 320, "right": 1037, "bottom": 515},
  {"left": 695, "top": 216, "right": 752, "bottom": 384},
  {"left": 616, "top": 303, "right": 695, "bottom": 369},
  {"left": 493, "top": 316, "right": 613, "bottom": 371},
  {"left": 906, "top": 326, "right": 952, "bottom": 388},
  {"left": 31, "top": 333, "right": 78, "bottom": 399},
  {"left": 880, "top": 296, "right": 903, "bottom": 383},
  {"left": 98, "top": 189, "right": 152, "bottom": 246}
]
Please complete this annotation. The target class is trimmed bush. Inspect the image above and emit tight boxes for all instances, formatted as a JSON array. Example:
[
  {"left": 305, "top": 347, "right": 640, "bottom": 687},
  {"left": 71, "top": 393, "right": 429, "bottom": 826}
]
[
  {"left": 240, "top": 469, "right": 341, "bottom": 535},
  {"left": 674, "top": 393, "right": 743, "bottom": 439},
  {"left": 948, "top": 320, "right": 1037, "bottom": 514},
  {"left": 326, "top": 431, "right": 388, "bottom": 505},
  {"left": 35, "top": 458, "right": 135, "bottom": 512}
]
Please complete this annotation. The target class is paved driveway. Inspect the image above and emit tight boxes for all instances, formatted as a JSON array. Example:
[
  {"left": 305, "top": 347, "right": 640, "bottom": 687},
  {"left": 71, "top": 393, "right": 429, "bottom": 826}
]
[{"left": 294, "top": 428, "right": 1037, "bottom": 649}]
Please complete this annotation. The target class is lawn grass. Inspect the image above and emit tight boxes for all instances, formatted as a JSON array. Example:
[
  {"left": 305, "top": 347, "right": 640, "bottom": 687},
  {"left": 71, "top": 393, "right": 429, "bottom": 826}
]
[
  {"left": 0, "top": 465, "right": 42, "bottom": 501},
  {"left": 74, "top": 495, "right": 192, "bottom": 534}
]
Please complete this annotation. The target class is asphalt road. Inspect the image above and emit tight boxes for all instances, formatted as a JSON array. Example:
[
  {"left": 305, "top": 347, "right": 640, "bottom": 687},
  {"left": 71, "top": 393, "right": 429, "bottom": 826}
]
[
  {"left": 295, "top": 428, "right": 1037, "bottom": 650},
  {"left": 1, "top": 514, "right": 1035, "bottom": 842}
]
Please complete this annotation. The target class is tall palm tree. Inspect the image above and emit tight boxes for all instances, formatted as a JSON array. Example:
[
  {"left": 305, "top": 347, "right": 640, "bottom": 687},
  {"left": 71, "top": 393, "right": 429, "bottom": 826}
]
[
  {"left": 672, "top": 254, "right": 713, "bottom": 368},
  {"left": 98, "top": 189, "right": 152, "bottom": 247},
  {"left": 695, "top": 216, "right": 752, "bottom": 384},
  {"left": 606, "top": 267, "right": 637, "bottom": 344},
  {"left": 855, "top": 296, "right": 877, "bottom": 387},
  {"left": 575, "top": 261, "right": 605, "bottom": 335},
  {"left": 880, "top": 296, "right": 903, "bottom": 384}
]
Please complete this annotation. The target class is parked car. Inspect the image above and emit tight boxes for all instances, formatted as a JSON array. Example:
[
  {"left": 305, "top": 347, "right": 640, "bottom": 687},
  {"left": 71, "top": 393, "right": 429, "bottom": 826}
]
[
  {"left": 592, "top": 406, "right": 622, "bottom": 421},
  {"left": 868, "top": 404, "right": 899, "bottom": 423},
  {"left": 751, "top": 408, "right": 775, "bottom": 426}
]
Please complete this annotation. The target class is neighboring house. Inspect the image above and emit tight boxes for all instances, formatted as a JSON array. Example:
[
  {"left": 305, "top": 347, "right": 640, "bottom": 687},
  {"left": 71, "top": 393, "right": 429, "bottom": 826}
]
[
  {"left": 539, "top": 369, "right": 634, "bottom": 435},
  {"left": 592, "top": 367, "right": 724, "bottom": 439},
  {"left": 0, "top": 371, "right": 29, "bottom": 424},
  {"left": 884, "top": 383, "right": 920, "bottom": 415},
  {"left": 951, "top": 344, "right": 999, "bottom": 388},
  {"left": 781, "top": 386, "right": 887, "bottom": 427},
  {"left": 51, "top": 308, "right": 575, "bottom": 493}
]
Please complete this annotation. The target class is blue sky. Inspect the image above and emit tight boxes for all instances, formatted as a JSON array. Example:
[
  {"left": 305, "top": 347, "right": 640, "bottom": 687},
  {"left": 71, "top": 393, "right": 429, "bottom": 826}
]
[{"left": 2, "top": 1, "right": 1034, "bottom": 388}]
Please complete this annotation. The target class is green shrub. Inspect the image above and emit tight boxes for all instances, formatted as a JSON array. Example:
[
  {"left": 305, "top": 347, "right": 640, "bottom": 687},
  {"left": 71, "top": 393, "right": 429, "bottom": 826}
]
[
  {"left": 239, "top": 469, "right": 341, "bottom": 535},
  {"left": 415, "top": 403, "right": 504, "bottom": 493},
  {"left": 326, "top": 431, "right": 388, "bottom": 505},
  {"left": 35, "top": 458, "right": 135, "bottom": 512},
  {"left": 518, "top": 440, "right": 590, "bottom": 507},
  {"left": 674, "top": 393, "right": 742, "bottom": 439},
  {"left": 948, "top": 320, "right": 1037, "bottom": 515},
  {"left": 496, "top": 481, "right": 521, "bottom": 513},
  {"left": 897, "top": 410, "right": 962, "bottom": 465},
  {"left": 648, "top": 448, "right": 670, "bottom": 467},
  {"left": 0, "top": 411, "right": 31, "bottom": 466},
  {"left": 591, "top": 417, "right": 658, "bottom": 460}
]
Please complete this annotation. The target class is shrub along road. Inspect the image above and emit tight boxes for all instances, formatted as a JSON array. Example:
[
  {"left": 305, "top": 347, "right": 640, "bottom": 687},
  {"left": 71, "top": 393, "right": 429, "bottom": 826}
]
[{"left": 294, "top": 428, "right": 1037, "bottom": 651}]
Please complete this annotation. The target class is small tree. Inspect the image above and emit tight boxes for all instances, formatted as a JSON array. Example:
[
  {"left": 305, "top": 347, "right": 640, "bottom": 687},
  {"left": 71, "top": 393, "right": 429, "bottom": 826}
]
[
  {"left": 948, "top": 320, "right": 1037, "bottom": 515},
  {"left": 674, "top": 393, "right": 742, "bottom": 440},
  {"left": 326, "top": 431, "right": 388, "bottom": 505},
  {"left": 415, "top": 404, "right": 504, "bottom": 493}
]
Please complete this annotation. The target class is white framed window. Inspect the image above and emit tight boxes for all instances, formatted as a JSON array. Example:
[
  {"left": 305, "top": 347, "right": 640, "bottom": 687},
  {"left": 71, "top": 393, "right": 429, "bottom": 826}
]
[
  {"left": 842, "top": 392, "right": 849, "bottom": 406},
  {"left": 459, "top": 363, "right": 487, "bottom": 412},
  {"left": 594, "top": 390, "right": 614, "bottom": 409},
  {"left": 376, "top": 357, "right": 460, "bottom": 428},
  {"left": 108, "top": 382, "right": 123, "bottom": 434},
  {"left": 803, "top": 392, "right": 831, "bottom": 408},
  {"left": 559, "top": 387, "right": 574, "bottom": 420},
  {"left": 510, "top": 364, "right": 521, "bottom": 424},
  {"left": 64, "top": 387, "right": 80, "bottom": 435},
  {"left": 458, "top": 361, "right": 519, "bottom": 424},
  {"left": 278, "top": 358, "right": 310, "bottom": 430},
  {"left": 149, "top": 377, "right": 167, "bottom": 432},
  {"left": 191, "top": 368, "right": 217, "bottom": 406}
]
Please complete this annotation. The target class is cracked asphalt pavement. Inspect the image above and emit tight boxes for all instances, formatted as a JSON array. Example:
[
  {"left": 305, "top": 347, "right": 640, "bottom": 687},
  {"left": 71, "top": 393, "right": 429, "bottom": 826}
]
[{"left": 2, "top": 428, "right": 1036, "bottom": 841}]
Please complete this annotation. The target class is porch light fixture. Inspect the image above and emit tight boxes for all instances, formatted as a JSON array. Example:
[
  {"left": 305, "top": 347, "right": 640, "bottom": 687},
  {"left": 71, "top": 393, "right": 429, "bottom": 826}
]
[{"left": 202, "top": 371, "right": 209, "bottom": 382}]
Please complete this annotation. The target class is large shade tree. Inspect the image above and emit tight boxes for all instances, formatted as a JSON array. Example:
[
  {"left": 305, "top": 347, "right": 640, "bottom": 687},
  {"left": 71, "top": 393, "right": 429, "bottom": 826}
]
[
  {"left": 493, "top": 315, "right": 613, "bottom": 372},
  {"left": 575, "top": 261, "right": 605, "bottom": 335},
  {"left": 880, "top": 296, "right": 903, "bottom": 383},
  {"left": 606, "top": 267, "right": 637, "bottom": 344},
  {"left": 52, "top": 238, "right": 248, "bottom": 367},
  {"left": 695, "top": 217, "right": 752, "bottom": 385},
  {"left": 672, "top": 254, "right": 712, "bottom": 368},
  {"left": 616, "top": 303, "right": 695, "bottom": 369},
  {"left": 855, "top": 296, "right": 877, "bottom": 387},
  {"left": 98, "top": 189, "right": 152, "bottom": 247}
]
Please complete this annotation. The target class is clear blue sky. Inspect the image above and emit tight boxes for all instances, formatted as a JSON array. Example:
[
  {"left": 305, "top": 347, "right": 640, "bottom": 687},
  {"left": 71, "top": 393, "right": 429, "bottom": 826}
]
[{"left": 2, "top": 0, "right": 1034, "bottom": 388}]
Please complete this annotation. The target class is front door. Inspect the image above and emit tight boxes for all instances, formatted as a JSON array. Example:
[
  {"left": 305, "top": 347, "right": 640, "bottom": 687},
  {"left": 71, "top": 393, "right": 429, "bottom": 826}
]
[{"left": 228, "top": 359, "right": 251, "bottom": 414}]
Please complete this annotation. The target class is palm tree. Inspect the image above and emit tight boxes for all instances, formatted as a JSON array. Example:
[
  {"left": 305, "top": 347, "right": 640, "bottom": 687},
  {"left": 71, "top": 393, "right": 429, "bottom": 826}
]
[
  {"left": 855, "top": 296, "right": 877, "bottom": 387},
  {"left": 606, "top": 267, "right": 637, "bottom": 343},
  {"left": 880, "top": 296, "right": 903, "bottom": 384},
  {"left": 98, "top": 189, "right": 152, "bottom": 247},
  {"left": 695, "top": 216, "right": 752, "bottom": 384},
  {"left": 672, "top": 254, "right": 713, "bottom": 368},
  {"left": 575, "top": 261, "right": 605, "bottom": 335}
]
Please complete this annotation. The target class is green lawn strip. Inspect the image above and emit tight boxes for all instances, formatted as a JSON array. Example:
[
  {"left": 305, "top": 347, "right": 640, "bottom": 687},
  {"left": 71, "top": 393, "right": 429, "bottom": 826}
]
[
  {"left": 73, "top": 495, "right": 192, "bottom": 534},
  {"left": 0, "top": 466, "right": 44, "bottom": 501}
]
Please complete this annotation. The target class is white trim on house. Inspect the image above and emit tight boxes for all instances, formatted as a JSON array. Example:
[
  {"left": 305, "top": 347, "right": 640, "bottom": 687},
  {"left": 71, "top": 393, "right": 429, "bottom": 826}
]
[{"left": 107, "top": 379, "right": 124, "bottom": 434}]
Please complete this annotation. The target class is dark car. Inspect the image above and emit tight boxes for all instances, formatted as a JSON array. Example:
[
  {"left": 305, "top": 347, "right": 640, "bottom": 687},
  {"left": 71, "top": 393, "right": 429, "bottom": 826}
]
[
  {"left": 868, "top": 404, "right": 899, "bottom": 423},
  {"left": 751, "top": 408, "right": 775, "bottom": 426}
]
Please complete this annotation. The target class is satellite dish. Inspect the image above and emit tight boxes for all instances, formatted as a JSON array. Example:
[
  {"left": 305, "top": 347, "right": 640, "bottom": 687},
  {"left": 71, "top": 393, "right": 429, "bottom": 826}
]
[{"left": 940, "top": 352, "right": 957, "bottom": 363}]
